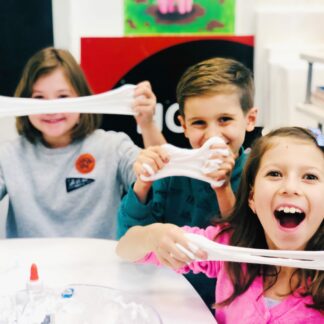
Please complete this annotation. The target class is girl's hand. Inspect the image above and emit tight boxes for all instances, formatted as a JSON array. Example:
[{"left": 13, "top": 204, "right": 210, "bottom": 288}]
[
  {"left": 133, "top": 81, "right": 156, "bottom": 128},
  {"left": 148, "top": 224, "right": 207, "bottom": 269},
  {"left": 116, "top": 224, "right": 207, "bottom": 265},
  {"left": 133, "top": 146, "right": 169, "bottom": 202}
]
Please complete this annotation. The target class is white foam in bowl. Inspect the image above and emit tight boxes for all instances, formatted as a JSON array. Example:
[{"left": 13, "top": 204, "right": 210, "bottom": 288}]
[
  {"left": 0, "top": 284, "right": 162, "bottom": 324},
  {"left": 55, "top": 284, "right": 162, "bottom": 324}
]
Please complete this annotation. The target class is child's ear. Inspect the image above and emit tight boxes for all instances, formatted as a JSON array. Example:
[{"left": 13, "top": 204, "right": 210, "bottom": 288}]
[
  {"left": 248, "top": 189, "right": 256, "bottom": 214},
  {"left": 245, "top": 107, "right": 258, "bottom": 132},
  {"left": 177, "top": 115, "right": 188, "bottom": 138}
]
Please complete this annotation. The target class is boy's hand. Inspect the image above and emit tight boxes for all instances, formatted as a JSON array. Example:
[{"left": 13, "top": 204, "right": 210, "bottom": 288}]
[
  {"left": 134, "top": 146, "right": 169, "bottom": 179},
  {"left": 148, "top": 224, "right": 207, "bottom": 269},
  {"left": 205, "top": 143, "right": 235, "bottom": 188},
  {"left": 133, "top": 146, "right": 169, "bottom": 202},
  {"left": 204, "top": 143, "right": 236, "bottom": 217},
  {"left": 132, "top": 81, "right": 156, "bottom": 128}
]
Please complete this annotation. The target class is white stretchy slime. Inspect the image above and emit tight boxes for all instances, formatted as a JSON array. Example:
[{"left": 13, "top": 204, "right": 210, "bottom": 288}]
[
  {"left": 176, "top": 233, "right": 324, "bottom": 271},
  {"left": 0, "top": 84, "right": 136, "bottom": 117},
  {"left": 141, "top": 136, "right": 229, "bottom": 187}
]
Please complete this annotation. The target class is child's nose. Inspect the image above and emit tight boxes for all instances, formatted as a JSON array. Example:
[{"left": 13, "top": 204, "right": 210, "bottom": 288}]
[
  {"left": 279, "top": 177, "right": 302, "bottom": 196},
  {"left": 205, "top": 125, "right": 221, "bottom": 140}
]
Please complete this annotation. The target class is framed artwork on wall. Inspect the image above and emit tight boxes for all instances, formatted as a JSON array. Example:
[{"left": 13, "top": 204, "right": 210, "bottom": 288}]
[{"left": 124, "top": 0, "right": 235, "bottom": 35}]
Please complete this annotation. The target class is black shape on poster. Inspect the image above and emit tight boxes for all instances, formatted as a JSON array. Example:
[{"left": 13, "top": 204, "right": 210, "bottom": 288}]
[
  {"left": 101, "top": 39, "right": 261, "bottom": 149},
  {"left": 0, "top": 0, "right": 53, "bottom": 96}
]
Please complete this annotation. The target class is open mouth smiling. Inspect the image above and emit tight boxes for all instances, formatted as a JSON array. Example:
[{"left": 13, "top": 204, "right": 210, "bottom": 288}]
[
  {"left": 274, "top": 206, "right": 306, "bottom": 229},
  {"left": 42, "top": 118, "right": 65, "bottom": 124}
]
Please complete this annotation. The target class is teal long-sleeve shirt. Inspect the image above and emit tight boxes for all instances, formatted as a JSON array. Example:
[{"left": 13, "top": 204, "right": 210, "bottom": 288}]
[
  {"left": 117, "top": 148, "right": 247, "bottom": 311},
  {"left": 117, "top": 148, "right": 247, "bottom": 237}
]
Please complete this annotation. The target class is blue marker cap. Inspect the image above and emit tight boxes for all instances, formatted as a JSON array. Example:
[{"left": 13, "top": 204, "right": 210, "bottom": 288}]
[{"left": 61, "top": 287, "right": 74, "bottom": 298}]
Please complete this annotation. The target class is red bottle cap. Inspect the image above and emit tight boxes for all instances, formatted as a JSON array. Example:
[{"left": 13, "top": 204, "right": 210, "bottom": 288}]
[{"left": 30, "top": 263, "right": 39, "bottom": 281}]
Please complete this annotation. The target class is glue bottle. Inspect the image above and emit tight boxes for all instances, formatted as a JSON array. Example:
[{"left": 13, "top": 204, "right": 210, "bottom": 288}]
[
  {"left": 27, "top": 263, "right": 44, "bottom": 294},
  {"left": 15, "top": 263, "right": 43, "bottom": 309},
  {"left": 18, "top": 263, "right": 54, "bottom": 323}
]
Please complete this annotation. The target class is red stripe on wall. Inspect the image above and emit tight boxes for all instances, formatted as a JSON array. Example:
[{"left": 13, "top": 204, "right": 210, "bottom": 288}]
[{"left": 81, "top": 36, "right": 254, "bottom": 93}]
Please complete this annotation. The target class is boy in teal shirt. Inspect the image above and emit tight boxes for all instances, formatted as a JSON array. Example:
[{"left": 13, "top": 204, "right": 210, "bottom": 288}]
[{"left": 117, "top": 57, "right": 258, "bottom": 310}]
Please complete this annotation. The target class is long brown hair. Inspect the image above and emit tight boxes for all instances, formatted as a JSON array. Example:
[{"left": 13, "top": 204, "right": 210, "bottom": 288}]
[
  {"left": 215, "top": 127, "right": 324, "bottom": 312},
  {"left": 15, "top": 47, "right": 102, "bottom": 144}
]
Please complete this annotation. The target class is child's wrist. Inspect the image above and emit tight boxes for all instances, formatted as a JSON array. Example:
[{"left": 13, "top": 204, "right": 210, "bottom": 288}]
[
  {"left": 139, "top": 120, "right": 156, "bottom": 131},
  {"left": 134, "top": 180, "right": 152, "bottom": 203},
  {"left": 134, "top": 179, "right": 152, "bottom": 191},
  {"left": 146, "top": 223, "right": 162, "bottom": 251},
  {"left": 214, "top": 181, "right": 232, "bottom": 194}
]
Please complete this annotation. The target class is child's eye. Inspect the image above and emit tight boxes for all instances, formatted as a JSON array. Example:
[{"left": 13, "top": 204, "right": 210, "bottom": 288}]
[
  {"left": 58, "top": 95, "right": 69, "bottom": 98},
  {"left": 219, "top": 117, "right": 232, "bottom": 124},
  {"left": 303, "top": 173, "right": 318, "bottom": 181},
  {"left": 32, "top": 95, "right": 44, "bottom": 99},
  {"left": 266, "top": 170, "right": 282, "bottom": 177},
  {"left": 191, "top": 120, "right": 205, "bottom": 126}
]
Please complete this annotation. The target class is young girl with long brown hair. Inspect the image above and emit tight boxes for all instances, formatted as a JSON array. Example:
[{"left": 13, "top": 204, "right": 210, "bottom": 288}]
[
  {"left": 0, "top": 47, "right": 164, "bottom": 239},
  {"left": 117, "top": 127, "right": 324, "bottom": 323}
]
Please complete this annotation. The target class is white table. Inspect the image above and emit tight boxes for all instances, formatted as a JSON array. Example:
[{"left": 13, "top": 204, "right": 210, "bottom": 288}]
[{"left": 0, "top": 238, "right": 215, "bottom": 323}]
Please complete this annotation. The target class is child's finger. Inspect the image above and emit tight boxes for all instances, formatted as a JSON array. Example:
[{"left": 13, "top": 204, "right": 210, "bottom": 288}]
[
  {"left": 202, "top": 159, "right": 222, "bottom": 174},
  {"left": 204, "top": 153, "right": 235, "bottom": 177},
  {"left": 161, "top": 248, "right": 191, "bottom": 268},
  {"left": 133, "top": 105, "right": 155, "bottom": 117},
  {"left": 137, "top": 148, "right": 167, "bottom": 166},
  {"left": 142, "top": 153, "right": 167, "bottom": 170},
  {"left": 142, "top": 163, "right": 155, "bottom": 176},
  {"left": 134, "top": 82, "right": 155, "bottom": 101},
  {"left": 175, "top": 243, "right": 196, "bottom": 259},
  {"left": 172, "top": 242, "right": 206, "bottom": 263},
  {"left": 209, "top": 143, "right": 228, "bottom": 153},
  {"left": 169, "top": 257, "right": 189, "bottom": 270},
  {"left": 140, "top": 160, "right": 162, "bottom": 176},
  {"left": 134, "top": 150, "right": 166, "bottom": 179},
  {"left": 159, "top": 255, "right": 186, "bottom": 270},
  {"left": 137, "top": 157, "right": 165, "bottom": 178},
  {"left": 206, "top": 168, "right": 230, "bottom": 183},
  {"left": 157, "top": 253, "right": 174, "bottom": 268},
  {"left": 142, "top": 147, "right": 169, "bottom": 164},
  {"left": 135, "top": 80, "right": 152, "bottom": 93},
  {"left": 133, "top": 96, "right": 155, "bottom": 108},
  {"left": 208, "top": 150, "right": 232, "bottom": 161}
]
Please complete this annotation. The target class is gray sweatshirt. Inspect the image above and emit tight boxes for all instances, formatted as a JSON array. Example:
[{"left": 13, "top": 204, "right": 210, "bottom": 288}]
[{"left": 0, "top": 129, "right": 140, "bottom": 238}]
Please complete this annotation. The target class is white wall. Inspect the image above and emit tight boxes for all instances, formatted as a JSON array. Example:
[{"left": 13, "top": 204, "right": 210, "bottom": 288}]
[
  {"left": 254, "top": 2, "right": 324, "bottom": 126},
  {"left": 52, "top": 0, "right": 124, "bottom": 60},
  {"left": 51, "top": 0, "right": 324, "bottom": 127},
  {"left": 0, "top": 118, "right": 17, "bottom": 237}
]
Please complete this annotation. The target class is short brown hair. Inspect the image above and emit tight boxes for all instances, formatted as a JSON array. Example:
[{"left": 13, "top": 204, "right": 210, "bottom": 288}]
[
  {"left": 176, "top": 57, "right": 254, "bottom": 116},
  {"left": 15, "top": 47, "right": 102, "bottom": 144}
]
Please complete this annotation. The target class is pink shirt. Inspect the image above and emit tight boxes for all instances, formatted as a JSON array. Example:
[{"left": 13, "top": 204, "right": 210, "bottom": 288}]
[{"left": 141, "top": 226, "right": 323, "bottom": 323}]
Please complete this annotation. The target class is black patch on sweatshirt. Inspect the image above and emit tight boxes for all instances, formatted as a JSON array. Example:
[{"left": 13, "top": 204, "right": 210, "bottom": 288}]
[{"left": 66, "top": 178, "right": 95, "bottom": 192}]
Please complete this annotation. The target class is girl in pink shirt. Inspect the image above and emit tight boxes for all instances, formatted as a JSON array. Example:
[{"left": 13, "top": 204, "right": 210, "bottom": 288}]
[{"left": 116, "top": 127, "right": 324, "bottom": 323}]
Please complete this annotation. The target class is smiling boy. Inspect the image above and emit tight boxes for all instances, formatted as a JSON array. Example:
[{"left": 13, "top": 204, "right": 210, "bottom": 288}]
[{"left": 117, "top": 57, "right": 258, "bottom": 309}]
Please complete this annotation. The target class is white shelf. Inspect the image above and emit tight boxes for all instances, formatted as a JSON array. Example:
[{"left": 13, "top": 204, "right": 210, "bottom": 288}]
[
  {"left": 297, "top": 103, "right": 324, "bottom": 124},
  {"left": 300, "top": 52, "right": 324, "bottom": 64},
  {"left": 300, "top": 51, "right": 324, "bottom": 113}
]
